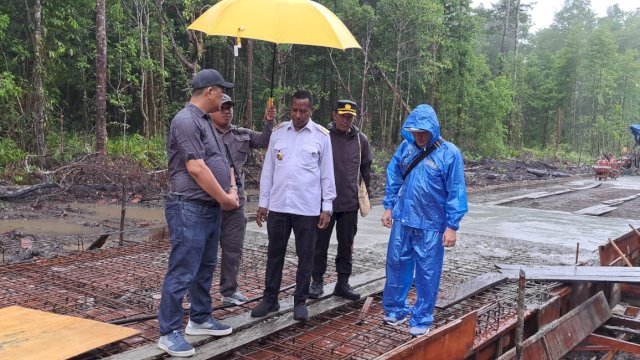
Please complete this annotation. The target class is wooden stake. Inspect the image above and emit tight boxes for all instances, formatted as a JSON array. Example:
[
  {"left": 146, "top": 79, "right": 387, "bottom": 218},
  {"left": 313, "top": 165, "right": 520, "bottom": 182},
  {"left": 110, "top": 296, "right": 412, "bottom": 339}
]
[
  {"left": 629, "top": 223, "right": 640, "bottom": 239},
  {"left": 515, "top": 269, "right": 525, "bottom": 360},
  {"left": 575, "top": 242, "right": 580, "bottom": 265},
  {"left": 609, "top": 238, "right": 633, "bottom": 267}
]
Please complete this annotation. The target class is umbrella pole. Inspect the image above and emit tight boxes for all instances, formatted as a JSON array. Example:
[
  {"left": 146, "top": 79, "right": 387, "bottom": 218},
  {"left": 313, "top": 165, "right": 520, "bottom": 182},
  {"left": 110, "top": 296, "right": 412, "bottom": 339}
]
[{"left": 270, "top": 43, "right": 277, "bottom": 100}]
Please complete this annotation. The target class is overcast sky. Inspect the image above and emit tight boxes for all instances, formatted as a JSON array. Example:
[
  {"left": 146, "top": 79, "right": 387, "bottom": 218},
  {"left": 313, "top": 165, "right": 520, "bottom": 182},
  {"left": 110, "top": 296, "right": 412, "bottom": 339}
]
[{"left": 471, "top": 0, "right": 640, "bottom": 32}]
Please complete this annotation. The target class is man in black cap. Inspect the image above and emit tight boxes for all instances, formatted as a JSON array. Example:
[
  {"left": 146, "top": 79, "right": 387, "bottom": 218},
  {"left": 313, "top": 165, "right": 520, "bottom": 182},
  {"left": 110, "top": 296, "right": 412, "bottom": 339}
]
[
  {"left": 157, "top": 68, "right": 240, "bottom": 357},
  {"left": 309, "top": 99, "right": 373, "bottom": 301}
]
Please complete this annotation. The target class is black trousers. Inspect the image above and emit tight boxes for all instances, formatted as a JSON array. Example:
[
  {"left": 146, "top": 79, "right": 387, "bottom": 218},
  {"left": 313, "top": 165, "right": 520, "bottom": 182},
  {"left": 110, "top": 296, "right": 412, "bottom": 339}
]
[
  {"left": 312, "top": 210, "right": 358, "bottom": 282},
  {"left": 264, "top": 211, "right": 319, "bottom": 305}
]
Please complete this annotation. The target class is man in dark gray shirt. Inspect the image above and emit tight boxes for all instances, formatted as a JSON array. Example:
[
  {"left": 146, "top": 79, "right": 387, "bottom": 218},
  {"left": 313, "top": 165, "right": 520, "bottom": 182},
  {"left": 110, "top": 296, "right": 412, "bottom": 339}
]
[
  {"left": 210, "top": 94, "right": 276, "bottom": 306},
  {"left": 157, "top": 69, "right": 240, "bottom": 358}
]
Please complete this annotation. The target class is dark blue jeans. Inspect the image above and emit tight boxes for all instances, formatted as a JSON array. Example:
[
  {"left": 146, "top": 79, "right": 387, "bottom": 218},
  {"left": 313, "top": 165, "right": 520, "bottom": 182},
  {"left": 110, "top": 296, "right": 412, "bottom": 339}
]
[{"left": 158, "top": 198, "right": 221, "bottom": 335}]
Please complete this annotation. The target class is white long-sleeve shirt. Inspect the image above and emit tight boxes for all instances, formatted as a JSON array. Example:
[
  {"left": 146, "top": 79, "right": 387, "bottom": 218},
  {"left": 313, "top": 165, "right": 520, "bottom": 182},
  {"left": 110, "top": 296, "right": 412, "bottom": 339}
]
[{"left": 259, "top": 119, "right": 336, "bottom": 216}]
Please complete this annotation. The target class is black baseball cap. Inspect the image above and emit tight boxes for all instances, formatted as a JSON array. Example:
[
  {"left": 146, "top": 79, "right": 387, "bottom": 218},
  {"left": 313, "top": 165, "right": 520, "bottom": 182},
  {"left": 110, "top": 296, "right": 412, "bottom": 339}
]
[
  {"left": 335, "top": 99, "right": 358, "bottom": 116},
  {"left": 191, "top": 69, "right": 234, "bottom": 90}
]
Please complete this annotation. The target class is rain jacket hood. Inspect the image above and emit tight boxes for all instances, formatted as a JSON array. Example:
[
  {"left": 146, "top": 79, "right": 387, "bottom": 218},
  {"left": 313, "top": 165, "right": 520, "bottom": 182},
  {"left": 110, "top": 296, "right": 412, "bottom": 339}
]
[{"left": 400, "top": 104, "right": 441, "bottom": 148}]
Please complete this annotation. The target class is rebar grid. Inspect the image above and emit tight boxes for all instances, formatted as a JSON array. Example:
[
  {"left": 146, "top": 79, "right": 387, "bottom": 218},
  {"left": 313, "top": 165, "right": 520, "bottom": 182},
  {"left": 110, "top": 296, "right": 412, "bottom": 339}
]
[
  {"left": 227, "top": 277, "right": 558, "bottom": 359},
  {"left": 231, "top": 293, "right": 420, "bottom": 360},
  {"left": 0, "top": 239, "right": 378, "bottom": 356}
]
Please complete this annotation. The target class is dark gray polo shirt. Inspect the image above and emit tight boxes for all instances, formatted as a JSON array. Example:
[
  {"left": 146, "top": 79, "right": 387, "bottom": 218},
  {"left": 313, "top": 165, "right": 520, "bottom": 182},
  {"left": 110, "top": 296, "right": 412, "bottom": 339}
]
[{"left": 167, "top": 103, "right": 231, "bottom": 203}]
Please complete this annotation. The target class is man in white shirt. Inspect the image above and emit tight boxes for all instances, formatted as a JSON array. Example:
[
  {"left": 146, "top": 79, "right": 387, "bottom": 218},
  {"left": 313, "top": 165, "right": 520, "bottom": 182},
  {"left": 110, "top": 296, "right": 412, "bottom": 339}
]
[{"left": 252, "top": 90, "right": 336, "bottom": 322}]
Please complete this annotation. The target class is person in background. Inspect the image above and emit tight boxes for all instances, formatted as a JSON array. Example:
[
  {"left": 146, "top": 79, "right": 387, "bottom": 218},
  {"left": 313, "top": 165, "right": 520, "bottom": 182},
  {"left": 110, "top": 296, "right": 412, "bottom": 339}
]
[
  {"left": 380, "top": 104, "right": 468, "bottom": 338},
  {"left": 251, "top": 90, "right": 336, "bottom": 322},
  {"left": 309, "top": 99, "right": 372, "bottom": 301},
  {"left": 210, "top": 94, "right": 276, "bottom": 306},
  {"left": 157, "top": 69, "right": 239, "bottom": 357}
]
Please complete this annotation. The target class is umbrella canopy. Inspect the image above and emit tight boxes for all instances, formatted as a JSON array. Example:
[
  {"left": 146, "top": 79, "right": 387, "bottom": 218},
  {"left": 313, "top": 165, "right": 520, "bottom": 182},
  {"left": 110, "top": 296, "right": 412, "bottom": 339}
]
[{"left": 187, "top": 0, "right": 361, "bottom": 50}]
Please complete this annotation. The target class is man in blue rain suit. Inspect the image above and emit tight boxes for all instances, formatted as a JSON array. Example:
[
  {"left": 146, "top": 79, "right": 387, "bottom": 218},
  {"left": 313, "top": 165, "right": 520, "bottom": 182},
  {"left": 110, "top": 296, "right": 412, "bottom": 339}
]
[{"left": 380, "top": 104, "right": 468, "bottom": 338}]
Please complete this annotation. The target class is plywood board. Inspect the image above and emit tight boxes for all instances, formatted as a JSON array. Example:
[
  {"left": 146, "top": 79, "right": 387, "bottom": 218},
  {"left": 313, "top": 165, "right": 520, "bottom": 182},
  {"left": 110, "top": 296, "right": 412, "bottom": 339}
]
[{"left": 0, "top": 305, "right": 139, "bottom": 360}]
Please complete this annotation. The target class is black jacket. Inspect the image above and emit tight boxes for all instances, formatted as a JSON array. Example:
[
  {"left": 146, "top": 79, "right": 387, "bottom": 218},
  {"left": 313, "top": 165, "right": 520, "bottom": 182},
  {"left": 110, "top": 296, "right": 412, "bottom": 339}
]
[{"left": 327, "top": 122, "right": 373, "bottom": 212}]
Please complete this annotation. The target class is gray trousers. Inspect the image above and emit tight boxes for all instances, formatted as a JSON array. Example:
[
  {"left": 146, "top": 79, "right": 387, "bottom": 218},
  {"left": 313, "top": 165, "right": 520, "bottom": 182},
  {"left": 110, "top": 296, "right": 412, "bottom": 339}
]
[{"left": 218, "top": 204, "right": 247, "bottom": 297}]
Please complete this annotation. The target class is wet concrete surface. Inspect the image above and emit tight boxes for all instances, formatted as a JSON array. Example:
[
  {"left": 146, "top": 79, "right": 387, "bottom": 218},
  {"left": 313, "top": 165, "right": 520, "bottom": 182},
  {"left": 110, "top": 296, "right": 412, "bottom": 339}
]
[{"left": 246, "top": 176, "right": 640, "bottom": 258}]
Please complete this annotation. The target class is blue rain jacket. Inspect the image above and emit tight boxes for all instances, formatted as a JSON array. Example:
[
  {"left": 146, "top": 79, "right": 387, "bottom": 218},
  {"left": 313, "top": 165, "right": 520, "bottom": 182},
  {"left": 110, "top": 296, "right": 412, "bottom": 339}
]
[{"left": 382, "top": 104, "right": 468, "bottom": 231}]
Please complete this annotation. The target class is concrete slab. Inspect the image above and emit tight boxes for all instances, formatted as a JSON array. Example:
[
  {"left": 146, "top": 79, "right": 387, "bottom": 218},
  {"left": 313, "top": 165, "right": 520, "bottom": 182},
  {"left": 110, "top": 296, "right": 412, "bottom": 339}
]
[{"left": 246, "top": 202, "right": 636, "bottom": 253}]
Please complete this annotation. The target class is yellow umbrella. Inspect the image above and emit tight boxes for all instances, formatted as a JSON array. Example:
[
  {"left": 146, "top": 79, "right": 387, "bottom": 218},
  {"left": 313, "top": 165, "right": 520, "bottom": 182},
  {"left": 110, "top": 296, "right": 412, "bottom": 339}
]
[
  {"left": 188, "top": 0, "right": 361, "bottom": 99},
  {"left": 188, "top": 0, "right": 361, "bottom": 50}
]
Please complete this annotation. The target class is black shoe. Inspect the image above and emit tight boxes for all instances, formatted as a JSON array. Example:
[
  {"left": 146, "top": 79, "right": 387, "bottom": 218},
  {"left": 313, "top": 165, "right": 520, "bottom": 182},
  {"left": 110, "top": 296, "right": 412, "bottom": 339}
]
[
  {"left": 293, "top": 303, "right": 308, "bottom": 322},
  {"left": 333, "top": 282, "right": 361, "bottom": 301},
  {"left": 308, "top": 281, "right": 324, "bottom": 299},
  {"left": 250, "top": 300, "right": 280, "bottom": 318}
]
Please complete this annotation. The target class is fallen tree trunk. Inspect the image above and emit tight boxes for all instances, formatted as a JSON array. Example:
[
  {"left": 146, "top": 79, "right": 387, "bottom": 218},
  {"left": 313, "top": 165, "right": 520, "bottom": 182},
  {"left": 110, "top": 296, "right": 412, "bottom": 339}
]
[{"left": 0, "top": 183, "right": 59, "bottom": 200}]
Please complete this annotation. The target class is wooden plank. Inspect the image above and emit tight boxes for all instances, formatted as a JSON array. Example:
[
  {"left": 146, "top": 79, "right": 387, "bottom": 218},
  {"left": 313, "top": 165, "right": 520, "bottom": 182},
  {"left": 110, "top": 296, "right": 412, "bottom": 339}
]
[
  {"left": 607, "top": 314, "right": 640, "bottom": 329},
  {"left": 378, "top": 311, "right": 477, "bottom": 360},
  {"left": 496, "top": 291, "right": 611, "bottom": 360},
  {"left": 110, "top": 269, "right": 387, "bottom": 360},
  {"left": 599, "top": 229, "right": 640, "bottom": 266},
  {"left": 527, "top": 188, "right": 575, "bottom": 199},
  {"left": 488, "top": 191, "right": 549, "bottom": 205},
  {"left": 570, "top": 182, "right": 601, "bottom": 191},
  {"left": 582, "top": 333, "right": 640, "bottom": 355},
  {"left": 495, "top": 265, "right": 640, "bottom": 283},
  {"left": 0, "top": 305, "right": 139, "bottom": 360},
  {"left": 603, "top": 194, "right": 640, "bottom": 206},
  {"left": 573, "top": 204, "right": 617, "bottom": 216},
  {"left": 601, "top": 324, "right": 640, "bottom": 337},
  {"left": 436, "top": 272, "right": 507, "bottom": 309}
]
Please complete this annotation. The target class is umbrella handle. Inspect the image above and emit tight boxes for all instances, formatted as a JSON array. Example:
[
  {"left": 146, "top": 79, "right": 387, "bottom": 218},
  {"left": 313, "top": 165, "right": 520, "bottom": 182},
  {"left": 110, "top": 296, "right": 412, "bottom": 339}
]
[
  {"left": 270, "top": 43, "right": 277, "bottom": 99},
  {"left": 267, "top": 97, "right": 274, "bottom": 108}
]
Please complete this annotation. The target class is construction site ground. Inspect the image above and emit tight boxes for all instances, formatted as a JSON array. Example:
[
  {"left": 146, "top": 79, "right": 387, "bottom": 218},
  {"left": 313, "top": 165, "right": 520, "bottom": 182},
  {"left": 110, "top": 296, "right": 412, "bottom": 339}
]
[{"left": 2, "top": 173, "right": 640, "bottom": 359}]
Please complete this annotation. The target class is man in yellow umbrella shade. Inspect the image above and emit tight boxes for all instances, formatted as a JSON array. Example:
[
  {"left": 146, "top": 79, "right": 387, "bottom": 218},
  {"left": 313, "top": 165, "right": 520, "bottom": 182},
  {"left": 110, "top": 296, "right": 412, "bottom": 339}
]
[{"left": 253, "top": 90, "right": 336, "bottom": 322}]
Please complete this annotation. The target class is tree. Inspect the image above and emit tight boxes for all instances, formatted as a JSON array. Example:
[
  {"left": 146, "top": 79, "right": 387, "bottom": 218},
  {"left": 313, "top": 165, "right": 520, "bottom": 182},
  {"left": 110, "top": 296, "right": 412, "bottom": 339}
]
[{"left": 95, "top": 0, "right": 107, "bottom": 155}]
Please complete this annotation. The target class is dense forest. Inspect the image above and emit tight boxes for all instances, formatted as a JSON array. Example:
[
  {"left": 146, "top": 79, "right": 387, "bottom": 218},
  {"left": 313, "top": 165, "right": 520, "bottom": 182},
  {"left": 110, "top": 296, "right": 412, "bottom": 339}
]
[{"left": 0, "top": 0, "right": 639, "bottom": 173}]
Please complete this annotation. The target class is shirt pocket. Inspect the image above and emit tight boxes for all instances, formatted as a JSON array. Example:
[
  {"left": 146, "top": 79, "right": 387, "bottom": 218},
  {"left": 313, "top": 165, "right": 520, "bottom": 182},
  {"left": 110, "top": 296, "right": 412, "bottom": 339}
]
[
  {"left": 273, "top": 145, "right": 288, "bottom": 166},
  {"left": 232, "top": 135, "right": 251, "bottom": 166},
  {"left": 234, "top": 133, "right": 251, "bottom": 153},
  {"left": 299, "top": 143, "right": 320, "bottom": 169}
]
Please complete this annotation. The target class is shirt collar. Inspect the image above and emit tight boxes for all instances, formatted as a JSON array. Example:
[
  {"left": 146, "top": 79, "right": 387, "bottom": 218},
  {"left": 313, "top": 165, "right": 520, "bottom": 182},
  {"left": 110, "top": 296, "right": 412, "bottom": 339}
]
[
  {"left": 186, "top": 102, "right": 208, "bottom": 120},
  {"left": 286, "top": 118, "right": 314, "bottom": 132}
]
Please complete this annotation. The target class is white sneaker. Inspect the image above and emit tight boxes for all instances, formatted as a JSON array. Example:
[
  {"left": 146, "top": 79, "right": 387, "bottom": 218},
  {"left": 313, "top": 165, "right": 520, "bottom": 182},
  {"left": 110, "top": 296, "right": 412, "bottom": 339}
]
[
  {"left": 410, "top": 326, "right": 430, "bottom": 338},
  {"left": 383, "top": 314, "right": 407, "bottom": 326},
  {"left": 185, "top": 316, "right": 233, "bottom": 336},
  {"left": 222, "top": 291, "right": 249, "bottom": 305}
]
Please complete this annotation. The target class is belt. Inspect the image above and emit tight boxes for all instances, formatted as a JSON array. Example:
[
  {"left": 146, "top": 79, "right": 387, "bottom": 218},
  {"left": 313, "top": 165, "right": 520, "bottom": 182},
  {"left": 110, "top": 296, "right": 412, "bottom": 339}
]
[{"left": 167, "top": 194, "right": 219, "bottom": 207}]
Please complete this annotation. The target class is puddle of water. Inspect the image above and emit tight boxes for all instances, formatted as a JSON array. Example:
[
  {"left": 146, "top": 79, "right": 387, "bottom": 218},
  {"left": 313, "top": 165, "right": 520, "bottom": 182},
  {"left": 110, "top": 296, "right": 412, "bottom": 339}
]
[
  {"left": 0, "top": 218, "right": 97, "bottom": 236},
  {"left": 74, "top": 203, "right": 165, "bottom": 222},
  {"left": 0, "top": 203, "right": 165, "bottom": 237}
]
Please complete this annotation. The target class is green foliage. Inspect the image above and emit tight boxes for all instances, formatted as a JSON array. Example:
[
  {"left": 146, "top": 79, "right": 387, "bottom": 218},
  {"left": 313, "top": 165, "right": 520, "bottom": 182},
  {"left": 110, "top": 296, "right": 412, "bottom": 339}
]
[
  {"left": 108, "top": 134, "right": 166, "bottom": 169},
  {"left": 1, "top": 0, "right": 640, "bottom": 176},
  {"left": 0, "top": 138, "right": 26, "bottom": 171}
]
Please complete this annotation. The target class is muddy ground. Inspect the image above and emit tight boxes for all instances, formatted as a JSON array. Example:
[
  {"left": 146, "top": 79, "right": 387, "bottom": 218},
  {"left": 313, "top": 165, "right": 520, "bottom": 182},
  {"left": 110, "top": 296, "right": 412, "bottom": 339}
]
[{"left": 0, "top": 155, "right": 595, "bottom": 265}]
